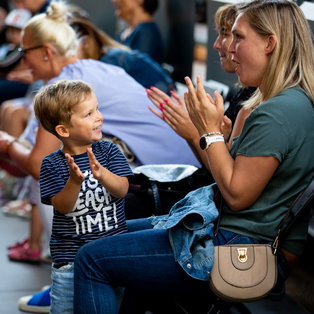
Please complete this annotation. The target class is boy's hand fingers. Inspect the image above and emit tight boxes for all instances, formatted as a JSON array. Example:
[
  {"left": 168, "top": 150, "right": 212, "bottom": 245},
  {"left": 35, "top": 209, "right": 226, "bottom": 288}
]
[
  {"left": 65, "top": 153, "right": 84, "bottom": 181},
  {"left": 65, "top": 153, "right": 74, "bottom": 166},
  {"left": 87, "top": 147, "right": 96, "bottom": 160},
  {"left": 87, "top": 147, "right": 101, "bottom": 171}
]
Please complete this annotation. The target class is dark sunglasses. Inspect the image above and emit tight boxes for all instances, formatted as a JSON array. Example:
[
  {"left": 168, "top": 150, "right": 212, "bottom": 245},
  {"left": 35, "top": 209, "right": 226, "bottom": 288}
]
[{"left": 18, "top": 45, "right": 44, "bottom": 57}]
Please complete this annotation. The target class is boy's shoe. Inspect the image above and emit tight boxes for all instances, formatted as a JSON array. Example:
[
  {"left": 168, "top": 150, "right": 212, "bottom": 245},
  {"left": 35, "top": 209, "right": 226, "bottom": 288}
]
[
  {"left": 8, "top": 242, "right": 41, "bottom": 263},
  {"left": 18, "top": 286, "right": 51, "bottom": 313}
]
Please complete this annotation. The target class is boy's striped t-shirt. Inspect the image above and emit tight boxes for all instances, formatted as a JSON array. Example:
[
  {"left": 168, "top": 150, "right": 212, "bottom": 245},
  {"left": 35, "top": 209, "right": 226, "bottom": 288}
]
[{"left": 39, "top": 140, "right": 133, "bottom": 264}]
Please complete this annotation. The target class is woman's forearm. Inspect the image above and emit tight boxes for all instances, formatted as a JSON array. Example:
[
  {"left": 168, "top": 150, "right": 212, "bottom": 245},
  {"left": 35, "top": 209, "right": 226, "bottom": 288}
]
[
  {"left": 6, "top": 140, "right": 39, "bottom": 178},
  {"left": 205, "top": 141, "right": 279, "bottom": 211},
  {"left": 0, "top": 155, "right": 28, "bottom": 177},
  {"left": 204, "top": 142, "right": 237, "bottom": 204},
  {"left": 7, "top": 126, "right": 61, "bottom": 180}
]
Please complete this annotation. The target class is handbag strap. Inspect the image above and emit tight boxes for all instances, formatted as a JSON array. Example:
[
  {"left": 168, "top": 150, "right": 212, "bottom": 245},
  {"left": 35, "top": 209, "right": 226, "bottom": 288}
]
[
  {"left": 214, "top": 178, "right": 314, "bottom": 254},
  {"left": 272, "top": 178, "right": 314, "bottom": 253},
  {"left": 213, "top": 191, "right": 223, "bottom": 237}
]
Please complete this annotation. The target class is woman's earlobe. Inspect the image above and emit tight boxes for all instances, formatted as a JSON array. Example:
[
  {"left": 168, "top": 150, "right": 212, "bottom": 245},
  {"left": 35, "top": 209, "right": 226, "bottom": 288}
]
[
  {"left": 266, "top": 35, "right": 277, "bottom": 55},
  {"left": 44, "top": 43, "right": 55, "bottom": 58}
]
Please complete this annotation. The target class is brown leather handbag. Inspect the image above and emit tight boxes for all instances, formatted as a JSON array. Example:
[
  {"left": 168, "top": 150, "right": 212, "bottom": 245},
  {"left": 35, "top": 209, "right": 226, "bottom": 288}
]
[
  {"left": 209, "top": 179, "right": 314, "bottom": 303},
  {"left": 209, "top": 243, "right": 277, "bottom": 302}
]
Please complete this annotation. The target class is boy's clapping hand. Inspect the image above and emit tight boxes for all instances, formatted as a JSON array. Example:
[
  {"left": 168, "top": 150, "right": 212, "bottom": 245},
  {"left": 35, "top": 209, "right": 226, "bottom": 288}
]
[
  {"left": 65, "top": 153, "right": 85, "bottom": 184},
  {"left": 87, "top": 147, "right": 104, "bottom": 181}
]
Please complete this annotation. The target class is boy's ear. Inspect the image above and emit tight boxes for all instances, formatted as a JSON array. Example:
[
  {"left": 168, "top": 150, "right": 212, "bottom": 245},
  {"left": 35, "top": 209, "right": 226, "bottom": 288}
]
[
  {"left": 55, "top": 124, "right": 69, "bottom": 138},
  {"left": 265, "top": 34, "right": 277, "bottom": 55}
]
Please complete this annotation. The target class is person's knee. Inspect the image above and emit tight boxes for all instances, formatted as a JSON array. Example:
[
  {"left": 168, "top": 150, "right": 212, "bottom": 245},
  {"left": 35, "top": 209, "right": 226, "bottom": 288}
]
[
  {"left": 0, "top": 99, "right": 14, "bottom": 111},
  {"left": 0, "top": 101, "right": 12, "bottom": 119}
]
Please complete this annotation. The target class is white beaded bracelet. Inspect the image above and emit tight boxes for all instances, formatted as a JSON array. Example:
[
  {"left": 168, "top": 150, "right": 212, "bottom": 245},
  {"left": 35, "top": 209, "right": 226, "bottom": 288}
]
[{"left": 201, "top": 131, "right": 224, "bottom": 138}]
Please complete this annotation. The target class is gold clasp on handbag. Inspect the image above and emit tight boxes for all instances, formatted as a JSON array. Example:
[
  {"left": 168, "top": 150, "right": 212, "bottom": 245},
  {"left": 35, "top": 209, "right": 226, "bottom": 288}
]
[
  {"left": 237, "top": 248, "right": 248, "bottom": 263},
  {"left": 272, "top": 234, "right": 279, "bottom": 255}
]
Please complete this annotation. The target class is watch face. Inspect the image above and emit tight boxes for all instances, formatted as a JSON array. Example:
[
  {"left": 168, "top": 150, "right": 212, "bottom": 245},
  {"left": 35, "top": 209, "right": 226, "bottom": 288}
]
[{"left": 200, "top": 136, "right": 207, "bottom": 150}]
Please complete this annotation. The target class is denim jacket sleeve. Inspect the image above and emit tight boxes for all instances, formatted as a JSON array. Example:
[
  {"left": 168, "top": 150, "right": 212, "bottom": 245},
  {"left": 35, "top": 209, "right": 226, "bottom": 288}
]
[{"left": 152, "top": 184, "right": 219, "bottom": 280}]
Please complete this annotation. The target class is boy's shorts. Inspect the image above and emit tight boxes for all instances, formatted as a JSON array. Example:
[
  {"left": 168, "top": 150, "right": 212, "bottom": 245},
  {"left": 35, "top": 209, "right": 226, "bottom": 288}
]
[{"left": 51, "top": 262, "right": 74, "bottom": 314}]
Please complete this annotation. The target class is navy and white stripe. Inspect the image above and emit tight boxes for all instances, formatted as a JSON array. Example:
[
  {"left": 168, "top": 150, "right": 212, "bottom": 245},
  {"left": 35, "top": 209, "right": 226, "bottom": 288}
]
[{"left": 39, "top": 141, "right": 133, "bottom": 263}]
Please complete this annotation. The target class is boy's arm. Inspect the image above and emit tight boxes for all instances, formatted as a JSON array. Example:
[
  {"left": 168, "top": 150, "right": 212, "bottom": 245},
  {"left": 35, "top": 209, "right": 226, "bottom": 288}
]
[
  {"left": 50, "top": 153, "right": 85, "bottom": 214},
  {"left": 87, "top": 147, "right": 129, "bottom": 199}
]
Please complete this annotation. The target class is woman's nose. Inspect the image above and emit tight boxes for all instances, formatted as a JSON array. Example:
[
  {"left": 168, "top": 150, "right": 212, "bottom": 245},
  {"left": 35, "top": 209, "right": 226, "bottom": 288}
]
[
  {"left": 213, "top": 35, "right": 221, "bottom": 51},
  {"left": 228, "top": 38, "right": 235, "bottom": 53}
]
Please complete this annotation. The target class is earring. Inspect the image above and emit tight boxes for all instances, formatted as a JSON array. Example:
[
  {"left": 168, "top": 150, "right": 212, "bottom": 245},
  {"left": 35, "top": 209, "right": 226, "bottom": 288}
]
[{"left": 44, "top": 56, "right": 48, "bottom": 61}]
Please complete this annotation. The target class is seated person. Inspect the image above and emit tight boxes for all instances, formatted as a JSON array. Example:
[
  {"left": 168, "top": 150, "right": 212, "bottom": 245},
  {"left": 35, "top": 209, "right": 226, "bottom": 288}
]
[
  {"left": 72, "top": 1, "right": 314, "bottom": 313},
  {"left": 124, "top": 4, "right": 255, "bottom": 220},
  {"left": 0, "top": 8, "right": 31, "bottom": 63},
  {"left": 0, "top": 2, "right": 198, "bottom": 311},
  {"left": 112, "top": 0, "right": 163, "bottom": 64},
  {"left": 147, "top": 4, "right": 255, "bottom": 168},
  {"left": 0, "top": 8, "right": 32, "bottom": 103}
]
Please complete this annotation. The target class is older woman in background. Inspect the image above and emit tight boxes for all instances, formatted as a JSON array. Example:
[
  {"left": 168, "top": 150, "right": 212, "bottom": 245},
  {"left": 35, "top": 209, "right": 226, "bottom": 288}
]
[{"left": 112, "top": 0, "right": 163, "bottom": 64}]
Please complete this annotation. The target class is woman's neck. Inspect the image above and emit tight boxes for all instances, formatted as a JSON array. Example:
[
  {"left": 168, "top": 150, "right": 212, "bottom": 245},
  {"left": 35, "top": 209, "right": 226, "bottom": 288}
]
[
  {"left": 128, "top": 9, "right": 153, "bottom": 28},
  {"left": 59, "top": 55, "right": 79, "bottom": 70},
  {"left": 52, "top": 55, "right": 79, "bottom": 78}
]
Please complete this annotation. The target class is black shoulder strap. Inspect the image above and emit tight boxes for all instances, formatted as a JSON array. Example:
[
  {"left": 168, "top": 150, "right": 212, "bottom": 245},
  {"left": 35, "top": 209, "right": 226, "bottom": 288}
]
[
  {"left": 213, "top": 178, "right": 314, "bottom": 254},
  {"left": 273, "top": 178, "right": 314, "bottom": 253}
]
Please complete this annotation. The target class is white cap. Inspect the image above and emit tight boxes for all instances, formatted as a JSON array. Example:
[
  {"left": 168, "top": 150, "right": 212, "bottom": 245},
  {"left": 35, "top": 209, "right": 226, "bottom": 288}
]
[{"left": 5, "top": 9, "right": 32, "bottom": 29}]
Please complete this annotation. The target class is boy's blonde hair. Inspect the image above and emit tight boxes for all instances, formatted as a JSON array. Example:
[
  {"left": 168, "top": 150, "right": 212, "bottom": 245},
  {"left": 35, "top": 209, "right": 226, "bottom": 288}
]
[
  {"left": 214, "top": 4, "right": 238, "bottom": 33},
  {"left": 34, "top": 80, "right": 93, "bottom": 137},
  {"left": 238, "top": 0, "right": 314, "bottom": 109},
  {"left": 23, "top": 1, "right": 78, "bottom": 57}
]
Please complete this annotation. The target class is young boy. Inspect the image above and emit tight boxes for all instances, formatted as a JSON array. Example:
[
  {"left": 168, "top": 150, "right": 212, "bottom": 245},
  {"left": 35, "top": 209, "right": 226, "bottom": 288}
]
[{"left": 34, "top": 79, "right": 133, "bottom": 313}]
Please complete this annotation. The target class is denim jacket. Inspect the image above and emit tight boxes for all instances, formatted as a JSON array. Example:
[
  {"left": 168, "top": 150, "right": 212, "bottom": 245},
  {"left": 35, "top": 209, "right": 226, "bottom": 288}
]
[{"left": 152, "top": 184, "right": 219, "bottom": 281}]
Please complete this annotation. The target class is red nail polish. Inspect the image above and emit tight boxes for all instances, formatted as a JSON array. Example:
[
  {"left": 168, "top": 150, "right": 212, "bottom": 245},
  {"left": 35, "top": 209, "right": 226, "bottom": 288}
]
[{"left": 165, "top": 99, "right": 168, "bottom": 104}]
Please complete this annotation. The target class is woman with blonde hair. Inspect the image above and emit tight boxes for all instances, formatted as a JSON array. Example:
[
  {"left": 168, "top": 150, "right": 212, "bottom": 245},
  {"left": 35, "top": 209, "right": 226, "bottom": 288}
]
[
  {"left": 73, "top": 1, "right": 313, "bottom": 313},
  {"left": 0, "top": 0, "right": 198, "bottom": 177},
  {"left": 147, "top": 3, "right": 255, "bottom": 170},
  {"left": 184, "top": 0, "right": 313, "bottom": 264},
  {"left": 0, "top": 1, "right": 199, "bottom": 312}
]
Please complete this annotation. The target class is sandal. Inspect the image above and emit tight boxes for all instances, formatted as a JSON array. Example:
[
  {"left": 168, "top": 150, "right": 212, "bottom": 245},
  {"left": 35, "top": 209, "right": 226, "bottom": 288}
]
[
  {"left": 8, "top": 242, "right": 41, "bottom": 263},
  {"left": 2, "top": 199, "right": 31, "bottom": 218},
  {"left": 7, "top": 238, "right": 29, "bottom": 250}
]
